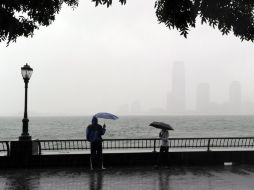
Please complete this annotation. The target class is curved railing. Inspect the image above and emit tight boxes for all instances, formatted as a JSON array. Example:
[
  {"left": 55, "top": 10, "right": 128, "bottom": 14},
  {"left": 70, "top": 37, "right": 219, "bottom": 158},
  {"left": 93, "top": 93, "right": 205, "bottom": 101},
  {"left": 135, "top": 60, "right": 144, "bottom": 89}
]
[
  {"left": 35, "top": 137, "right": 254, "bottom": 155},
  {"left": 0, "top": 141, "right": 9, "bottom": 156}
]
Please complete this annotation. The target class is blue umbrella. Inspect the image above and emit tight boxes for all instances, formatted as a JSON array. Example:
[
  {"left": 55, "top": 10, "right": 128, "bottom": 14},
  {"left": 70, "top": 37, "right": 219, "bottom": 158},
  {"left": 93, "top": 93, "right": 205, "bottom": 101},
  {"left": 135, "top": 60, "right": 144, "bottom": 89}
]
[{"left": 94, "top": 112, "right": 119, "bottom": 120}]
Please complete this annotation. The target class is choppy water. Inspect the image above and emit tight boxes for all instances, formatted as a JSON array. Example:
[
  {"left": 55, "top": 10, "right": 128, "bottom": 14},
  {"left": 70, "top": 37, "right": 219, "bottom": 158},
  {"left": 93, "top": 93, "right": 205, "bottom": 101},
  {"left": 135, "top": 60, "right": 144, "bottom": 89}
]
[
  {"left": 1, "top": 115, "right": 254, "bottom": 140},
  {"left": 1, "top": 165, "right": 254, "bottom": 190}
]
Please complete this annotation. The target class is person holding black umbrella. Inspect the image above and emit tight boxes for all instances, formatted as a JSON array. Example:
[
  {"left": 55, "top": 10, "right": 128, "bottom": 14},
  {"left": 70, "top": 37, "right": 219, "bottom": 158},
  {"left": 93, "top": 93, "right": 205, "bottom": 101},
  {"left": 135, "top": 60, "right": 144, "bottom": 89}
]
[
  {"left": 157, "top": 129, "right": 169, "bottom": 166},
  {"left": 149, "top": 121, "right": 172, "bottom": 166}
]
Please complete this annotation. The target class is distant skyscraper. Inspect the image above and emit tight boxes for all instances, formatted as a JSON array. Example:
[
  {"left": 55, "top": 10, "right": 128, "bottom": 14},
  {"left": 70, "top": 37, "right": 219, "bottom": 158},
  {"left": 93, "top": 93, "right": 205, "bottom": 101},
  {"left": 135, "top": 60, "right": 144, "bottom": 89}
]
[
  {"left": 167, "top": 61, "right": 186, "bottom": 114},
  {"left": 229, "top": 81, "right": 242, "bottom": 113},
  {"left": 196, "top": 83, "right": 210, "bottom": 114}
]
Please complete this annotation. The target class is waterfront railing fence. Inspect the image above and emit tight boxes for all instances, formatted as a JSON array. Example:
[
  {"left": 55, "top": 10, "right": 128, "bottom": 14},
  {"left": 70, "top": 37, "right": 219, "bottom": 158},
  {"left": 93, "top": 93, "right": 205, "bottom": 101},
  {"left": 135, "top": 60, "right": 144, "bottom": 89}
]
[
  {"left": 1, "top": 137, "right": 254, "bottom": 156},
  {"left": 35, "top": 137, "right": 254, "bottom": 155}
]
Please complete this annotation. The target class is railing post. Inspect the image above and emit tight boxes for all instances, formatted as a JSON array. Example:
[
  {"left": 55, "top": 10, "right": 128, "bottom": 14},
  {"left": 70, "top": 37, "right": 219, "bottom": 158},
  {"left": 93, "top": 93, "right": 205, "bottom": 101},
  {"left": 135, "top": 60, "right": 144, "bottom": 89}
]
[
  {"left": 207, "top": 138, "right": 211, "bottom": 152},
  {"left": 37, "top": 140, "right": 42, "bottom": 155},
  {"left": 6, "top": 141, "right": 10, "bottom": 156},
  {"left": 153, "top": 139, "right": 156, "bottom": 152}
]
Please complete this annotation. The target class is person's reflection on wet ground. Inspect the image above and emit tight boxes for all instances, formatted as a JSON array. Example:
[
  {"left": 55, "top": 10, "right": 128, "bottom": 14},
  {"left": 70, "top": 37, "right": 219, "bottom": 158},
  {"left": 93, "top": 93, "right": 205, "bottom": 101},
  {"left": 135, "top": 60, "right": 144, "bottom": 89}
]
[
  {"left": 158, "top": 169, "right": 171, "bottom": 190},
  {"left": 89, "top": 171, "right": 103, "bottom": 190}
]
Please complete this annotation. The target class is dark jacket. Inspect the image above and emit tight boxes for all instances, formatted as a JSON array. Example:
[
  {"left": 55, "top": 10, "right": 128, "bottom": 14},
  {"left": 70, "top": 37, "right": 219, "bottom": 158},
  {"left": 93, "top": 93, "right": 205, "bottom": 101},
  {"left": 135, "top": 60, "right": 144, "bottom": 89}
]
[{"left": 86, "top": 124, "right": 106, "bottom": 143}]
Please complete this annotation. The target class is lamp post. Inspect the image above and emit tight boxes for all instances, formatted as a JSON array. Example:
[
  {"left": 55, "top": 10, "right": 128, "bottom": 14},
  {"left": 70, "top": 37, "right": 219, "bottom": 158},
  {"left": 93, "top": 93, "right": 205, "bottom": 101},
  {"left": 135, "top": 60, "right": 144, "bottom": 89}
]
[{"left": 19, "top": 63, "right": 33, "bottom": 141}]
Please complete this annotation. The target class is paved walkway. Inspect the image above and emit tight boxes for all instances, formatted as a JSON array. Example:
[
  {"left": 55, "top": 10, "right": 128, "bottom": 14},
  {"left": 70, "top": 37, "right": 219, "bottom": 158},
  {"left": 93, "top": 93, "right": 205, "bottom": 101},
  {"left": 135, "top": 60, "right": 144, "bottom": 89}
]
[{"left": 0, "top": 165, "right": 254, "bottom": 190}]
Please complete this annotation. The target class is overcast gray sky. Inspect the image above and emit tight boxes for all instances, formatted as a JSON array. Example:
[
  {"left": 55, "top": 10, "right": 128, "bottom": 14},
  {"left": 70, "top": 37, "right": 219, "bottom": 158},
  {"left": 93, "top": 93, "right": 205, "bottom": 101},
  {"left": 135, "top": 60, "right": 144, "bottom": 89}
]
[{"left": 1, "top": 0, "right": 254, "bottom": 116}]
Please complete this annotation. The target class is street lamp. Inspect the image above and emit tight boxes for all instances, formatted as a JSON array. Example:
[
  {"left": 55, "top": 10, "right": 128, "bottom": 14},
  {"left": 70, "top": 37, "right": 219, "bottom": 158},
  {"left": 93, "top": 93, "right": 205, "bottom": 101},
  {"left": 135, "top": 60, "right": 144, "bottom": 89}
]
[{"left": 19, "top": 63, "right": 33, "bottom": 141}]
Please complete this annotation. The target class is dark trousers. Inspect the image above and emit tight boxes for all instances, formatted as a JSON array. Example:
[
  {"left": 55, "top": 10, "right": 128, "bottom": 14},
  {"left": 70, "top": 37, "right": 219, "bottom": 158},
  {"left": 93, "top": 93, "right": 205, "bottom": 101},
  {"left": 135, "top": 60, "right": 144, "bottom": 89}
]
[
  {"left": 90, "top": 141, "right": 103, "bottom": 169},
  {"left": 157, "top": 146, "right": 169, "bottom": 166}
]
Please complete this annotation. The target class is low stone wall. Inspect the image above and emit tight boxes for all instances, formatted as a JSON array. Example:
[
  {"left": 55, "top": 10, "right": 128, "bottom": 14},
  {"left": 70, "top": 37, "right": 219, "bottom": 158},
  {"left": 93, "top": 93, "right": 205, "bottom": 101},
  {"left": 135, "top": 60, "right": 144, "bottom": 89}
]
[{"left": 1, "top": 150, "right": 254, "bottom": 168}]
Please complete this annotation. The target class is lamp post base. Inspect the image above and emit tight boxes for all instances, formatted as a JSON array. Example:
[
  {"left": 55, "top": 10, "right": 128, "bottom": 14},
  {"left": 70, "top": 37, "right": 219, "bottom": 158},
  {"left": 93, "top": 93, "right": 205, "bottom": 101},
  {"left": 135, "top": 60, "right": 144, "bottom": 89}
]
[{"left": 19, "top": 135, "right": 32, "bottom": 141}]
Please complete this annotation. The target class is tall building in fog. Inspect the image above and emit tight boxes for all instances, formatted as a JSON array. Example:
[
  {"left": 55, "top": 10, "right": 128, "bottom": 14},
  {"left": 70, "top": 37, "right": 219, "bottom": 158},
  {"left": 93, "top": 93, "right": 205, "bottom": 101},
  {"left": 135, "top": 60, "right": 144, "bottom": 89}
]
[
  {"left": 167, "top": 61, "right": 186, "bottom": 114},
  {"left": 196, "top": 83, "right": 210, "bottom": 114},
  {"left": 228, "top": 81, "right": 242, "bottom": 114}
]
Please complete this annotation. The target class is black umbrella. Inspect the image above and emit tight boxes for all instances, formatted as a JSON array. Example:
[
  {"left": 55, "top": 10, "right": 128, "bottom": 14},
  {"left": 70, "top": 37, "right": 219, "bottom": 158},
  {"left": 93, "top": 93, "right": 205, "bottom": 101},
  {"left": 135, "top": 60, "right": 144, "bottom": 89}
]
[
  {"left": 94, "top": 112, "right": 119, "bottom": 120},
  {"left": 149, "top": 121, "right": 174, "bottom": 130}
]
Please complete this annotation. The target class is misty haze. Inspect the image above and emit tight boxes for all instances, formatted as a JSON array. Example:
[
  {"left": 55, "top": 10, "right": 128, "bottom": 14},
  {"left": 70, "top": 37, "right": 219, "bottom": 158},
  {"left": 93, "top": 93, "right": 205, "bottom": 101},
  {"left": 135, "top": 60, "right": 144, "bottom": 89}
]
[{"left": 0, "top": 0, "right": 254, "bottom": 117}]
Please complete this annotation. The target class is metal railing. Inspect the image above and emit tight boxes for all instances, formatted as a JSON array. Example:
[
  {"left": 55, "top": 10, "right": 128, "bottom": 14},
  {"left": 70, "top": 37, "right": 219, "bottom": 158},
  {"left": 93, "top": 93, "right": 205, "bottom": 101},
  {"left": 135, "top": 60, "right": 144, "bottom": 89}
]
[
  {"left": 36, "top": 138, "right": 158, "bottom": 154},
  {"left": 0, "top": 137, "right": 253, "bottom": 156},
  {"left": 35, "top": 137, "right": 254, "bottom": 155},
  {"left": 0, "top": 141, "right": 9, "bottom": 156},
  {"left": 167, "top": 137, "right": 254, "bottom": 151},
  {"left": 37, "top": 139, "right": 89, "bottom": 153}
]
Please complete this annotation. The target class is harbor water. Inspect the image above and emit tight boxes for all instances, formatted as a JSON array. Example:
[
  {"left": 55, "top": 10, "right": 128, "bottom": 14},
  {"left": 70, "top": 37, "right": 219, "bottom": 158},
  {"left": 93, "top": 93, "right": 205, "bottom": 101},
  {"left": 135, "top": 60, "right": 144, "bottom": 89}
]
[{"left": 1, "top": 115, "right": 254, "bottom": 140}]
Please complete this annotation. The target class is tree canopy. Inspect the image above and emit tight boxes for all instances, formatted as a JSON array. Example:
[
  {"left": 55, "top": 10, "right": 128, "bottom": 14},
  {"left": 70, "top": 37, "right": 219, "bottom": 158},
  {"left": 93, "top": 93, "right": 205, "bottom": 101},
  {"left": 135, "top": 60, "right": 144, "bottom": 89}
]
[{"left": 0, "top": 0, "right": 254, "bottom": 45}]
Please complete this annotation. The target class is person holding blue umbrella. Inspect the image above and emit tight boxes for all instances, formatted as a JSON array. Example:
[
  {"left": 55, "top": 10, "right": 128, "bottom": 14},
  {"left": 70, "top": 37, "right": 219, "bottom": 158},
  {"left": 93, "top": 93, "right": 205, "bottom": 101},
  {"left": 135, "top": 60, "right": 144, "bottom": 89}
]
[
  {"left": 86, "top": 116, "right": 106, "bottom": 170},
  {"left": 86, "top": 112, "right": 118, "bottom": 170}
]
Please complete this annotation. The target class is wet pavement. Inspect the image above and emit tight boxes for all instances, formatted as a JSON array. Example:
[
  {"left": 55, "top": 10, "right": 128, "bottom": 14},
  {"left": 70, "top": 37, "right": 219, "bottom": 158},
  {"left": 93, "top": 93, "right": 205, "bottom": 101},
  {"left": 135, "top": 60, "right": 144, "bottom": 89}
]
[{"left": 0, "top": 165, "right": 254, "bottom": 190}]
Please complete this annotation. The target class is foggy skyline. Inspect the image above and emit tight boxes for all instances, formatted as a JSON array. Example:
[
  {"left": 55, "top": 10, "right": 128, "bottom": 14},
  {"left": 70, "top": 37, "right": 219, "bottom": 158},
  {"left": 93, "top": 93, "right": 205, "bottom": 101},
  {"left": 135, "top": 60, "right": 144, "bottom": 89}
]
[
  {"left": 1, "top": 0, "right": 254, "bottom": 116},
  {"left": 167, "top": 62, "right": 186, "bottom": 115}
]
